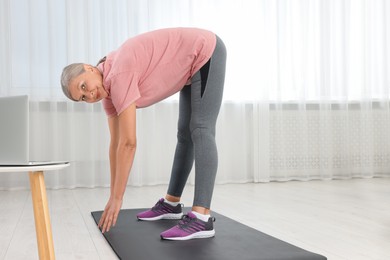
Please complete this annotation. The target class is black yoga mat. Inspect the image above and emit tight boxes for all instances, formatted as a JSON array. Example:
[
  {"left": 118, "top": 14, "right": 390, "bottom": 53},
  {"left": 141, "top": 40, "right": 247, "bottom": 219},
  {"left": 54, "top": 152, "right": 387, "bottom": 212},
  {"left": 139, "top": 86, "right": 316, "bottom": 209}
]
[{"left": 91, "top": 208, "right": 326, "bottom": 260}]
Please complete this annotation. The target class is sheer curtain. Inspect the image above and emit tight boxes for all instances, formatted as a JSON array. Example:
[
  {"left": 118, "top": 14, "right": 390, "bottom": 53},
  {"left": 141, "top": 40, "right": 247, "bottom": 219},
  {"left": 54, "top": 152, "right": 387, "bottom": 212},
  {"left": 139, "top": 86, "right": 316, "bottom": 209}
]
[{"left": 0, "top": 0, "right": 389, "bottom": 190}]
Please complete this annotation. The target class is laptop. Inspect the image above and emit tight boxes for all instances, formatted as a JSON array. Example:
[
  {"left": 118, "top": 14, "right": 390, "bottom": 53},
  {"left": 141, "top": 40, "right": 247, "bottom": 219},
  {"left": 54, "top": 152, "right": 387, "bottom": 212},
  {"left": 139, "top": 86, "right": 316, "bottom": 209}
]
[{"left": 0, "top": 95, "right": 68, "bottom": 166}]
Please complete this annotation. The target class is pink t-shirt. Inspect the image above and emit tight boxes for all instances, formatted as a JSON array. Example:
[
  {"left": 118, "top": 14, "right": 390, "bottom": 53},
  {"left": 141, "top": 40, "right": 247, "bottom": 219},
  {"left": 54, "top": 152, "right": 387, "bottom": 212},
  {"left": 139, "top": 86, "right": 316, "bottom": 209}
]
[{"left": 97, "top": 28, "right": 217, "bottom": 117}]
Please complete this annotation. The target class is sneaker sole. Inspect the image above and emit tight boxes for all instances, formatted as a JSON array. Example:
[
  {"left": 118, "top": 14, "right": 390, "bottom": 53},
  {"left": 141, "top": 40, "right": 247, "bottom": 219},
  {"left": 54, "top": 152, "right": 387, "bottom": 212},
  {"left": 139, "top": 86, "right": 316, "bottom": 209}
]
[
  {"left": 137, "top": 213, "right": 183, "bottom": 221},
  {"left": 161, "top": 230, "right": 215, "bottom": 241}
]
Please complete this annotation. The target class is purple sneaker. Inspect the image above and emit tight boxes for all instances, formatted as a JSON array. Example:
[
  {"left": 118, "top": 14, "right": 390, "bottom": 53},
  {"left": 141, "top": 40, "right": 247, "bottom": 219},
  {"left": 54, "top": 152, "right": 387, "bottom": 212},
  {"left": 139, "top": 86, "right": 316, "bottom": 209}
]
[
  {"left": 160, "top": 212, "right": 216, "bottom": 240},
  {"left": 137, "top": 198, "right": 183, "bottom": 221}
]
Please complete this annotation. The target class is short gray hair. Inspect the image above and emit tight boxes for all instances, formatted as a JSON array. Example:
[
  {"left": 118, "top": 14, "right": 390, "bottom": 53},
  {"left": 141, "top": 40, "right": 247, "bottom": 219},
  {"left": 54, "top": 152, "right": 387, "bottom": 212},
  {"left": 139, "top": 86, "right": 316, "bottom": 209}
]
[{"left": 60, "top": 63, "right": 85, "bottom": 101}]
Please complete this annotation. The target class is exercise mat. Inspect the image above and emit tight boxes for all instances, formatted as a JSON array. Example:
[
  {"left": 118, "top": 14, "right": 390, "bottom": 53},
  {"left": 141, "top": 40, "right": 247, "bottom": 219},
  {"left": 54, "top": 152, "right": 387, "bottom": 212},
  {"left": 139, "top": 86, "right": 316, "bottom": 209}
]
[{"left": 91, "top": 208, "right": 326, "bottom": 260}]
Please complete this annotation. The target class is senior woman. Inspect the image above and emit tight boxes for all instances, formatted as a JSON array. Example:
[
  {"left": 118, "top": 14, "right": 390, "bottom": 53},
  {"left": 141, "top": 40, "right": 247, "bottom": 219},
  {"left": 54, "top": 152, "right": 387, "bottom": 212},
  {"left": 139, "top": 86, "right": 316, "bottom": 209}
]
[{"left": 60, "top": 27, "right": 226, "bottom": 240}]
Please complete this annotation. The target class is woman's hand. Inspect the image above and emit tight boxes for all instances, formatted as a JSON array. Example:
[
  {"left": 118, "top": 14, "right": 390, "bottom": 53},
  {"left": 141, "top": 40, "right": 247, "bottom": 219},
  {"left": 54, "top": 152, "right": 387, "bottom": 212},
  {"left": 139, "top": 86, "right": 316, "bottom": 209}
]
[{"left": 98, "top": 197, "right": 123, "bottom": 233}]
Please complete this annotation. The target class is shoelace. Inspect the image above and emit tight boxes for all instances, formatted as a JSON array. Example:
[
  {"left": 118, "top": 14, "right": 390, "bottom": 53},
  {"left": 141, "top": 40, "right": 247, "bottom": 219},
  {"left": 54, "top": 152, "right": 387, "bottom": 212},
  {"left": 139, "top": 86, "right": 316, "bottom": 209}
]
[
  {"left": 178, "top": 215, "right": 198, "bottom": 230},
  {"left": 151, "top": 200, "right": 183, "bottom": 212},
  {"left": 152, "top": 200, "right": 184, "bottom": 210},
  {"left": 177, "top": 214, "right": 216, "bottom": 231},
  {"left": 152, "top": 200, "right": 166, "bottom": 211}
]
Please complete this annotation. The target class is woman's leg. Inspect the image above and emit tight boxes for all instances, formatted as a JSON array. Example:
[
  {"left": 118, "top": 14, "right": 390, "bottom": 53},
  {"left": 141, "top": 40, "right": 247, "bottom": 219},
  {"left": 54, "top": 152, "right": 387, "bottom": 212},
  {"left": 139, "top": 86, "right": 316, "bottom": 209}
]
[
  {"left": 166, "top": 85, "right": 194, "bottom": 200},
  {"left": 159, "top": 36, "right": 226, "bottom": 240},
  {"left": 190, "top": 36, "right": 227, "bottom": 213},
  {"left": 166, "top": 36, "right": 226, "bottom": 211}
]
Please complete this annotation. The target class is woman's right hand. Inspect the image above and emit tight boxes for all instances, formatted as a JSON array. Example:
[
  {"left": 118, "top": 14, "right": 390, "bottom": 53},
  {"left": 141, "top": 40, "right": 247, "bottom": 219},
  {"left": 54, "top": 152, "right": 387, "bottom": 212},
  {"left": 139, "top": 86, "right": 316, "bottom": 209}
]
[{"left": 98, "top": 197, "right": 123, "bottom": 233}]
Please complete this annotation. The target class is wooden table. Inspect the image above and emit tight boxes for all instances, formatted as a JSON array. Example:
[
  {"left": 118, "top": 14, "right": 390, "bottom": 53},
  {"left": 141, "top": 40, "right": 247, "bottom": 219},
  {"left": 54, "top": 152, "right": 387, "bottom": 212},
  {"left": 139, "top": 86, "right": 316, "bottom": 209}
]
[{"left": 0, "top": 162, "right": 69, "bottom": 260}]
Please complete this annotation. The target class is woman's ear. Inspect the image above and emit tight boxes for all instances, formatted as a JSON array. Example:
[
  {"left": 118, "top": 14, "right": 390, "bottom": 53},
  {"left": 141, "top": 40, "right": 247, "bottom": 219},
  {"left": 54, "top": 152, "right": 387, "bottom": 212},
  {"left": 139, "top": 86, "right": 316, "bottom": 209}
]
[{"left": 83, "top": 64, "right": 94, "bottom": 72}]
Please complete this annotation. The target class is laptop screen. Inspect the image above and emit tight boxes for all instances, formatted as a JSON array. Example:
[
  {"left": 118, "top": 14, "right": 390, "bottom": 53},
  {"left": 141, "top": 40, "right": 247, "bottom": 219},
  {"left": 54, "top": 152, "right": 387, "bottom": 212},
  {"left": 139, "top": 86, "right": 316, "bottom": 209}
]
[{"left": 0, "top": 95, "right": 29, "bottom": 165}]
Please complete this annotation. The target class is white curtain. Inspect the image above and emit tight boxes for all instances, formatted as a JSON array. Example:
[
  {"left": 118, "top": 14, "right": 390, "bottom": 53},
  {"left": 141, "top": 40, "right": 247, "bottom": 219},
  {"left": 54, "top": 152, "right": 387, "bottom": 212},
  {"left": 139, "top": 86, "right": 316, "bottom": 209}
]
[{"left": 0, "top": 0, "right": 389, "bottom": 190}]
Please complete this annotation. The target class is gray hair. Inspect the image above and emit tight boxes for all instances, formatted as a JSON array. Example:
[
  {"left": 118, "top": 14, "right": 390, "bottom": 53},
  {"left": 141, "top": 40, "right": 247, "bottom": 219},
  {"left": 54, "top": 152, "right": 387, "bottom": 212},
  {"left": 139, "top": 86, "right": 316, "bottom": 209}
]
[{"left": 60, "top": 63, "right": 85, "bottom": 101}]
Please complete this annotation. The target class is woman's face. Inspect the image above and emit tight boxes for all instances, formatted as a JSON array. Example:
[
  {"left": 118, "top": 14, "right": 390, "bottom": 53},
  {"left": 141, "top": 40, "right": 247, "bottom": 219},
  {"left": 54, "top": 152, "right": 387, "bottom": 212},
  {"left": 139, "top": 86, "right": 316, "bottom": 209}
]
[{"left": 68, "top": 64, "right": 108, "bottom": 103}]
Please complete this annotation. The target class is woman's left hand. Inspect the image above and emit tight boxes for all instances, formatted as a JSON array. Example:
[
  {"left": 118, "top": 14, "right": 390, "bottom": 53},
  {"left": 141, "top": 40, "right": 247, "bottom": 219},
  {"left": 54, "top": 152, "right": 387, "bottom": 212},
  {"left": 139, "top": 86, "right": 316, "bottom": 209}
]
[{"left": 98, "top": 197, "right": 123, "bottom": 233}]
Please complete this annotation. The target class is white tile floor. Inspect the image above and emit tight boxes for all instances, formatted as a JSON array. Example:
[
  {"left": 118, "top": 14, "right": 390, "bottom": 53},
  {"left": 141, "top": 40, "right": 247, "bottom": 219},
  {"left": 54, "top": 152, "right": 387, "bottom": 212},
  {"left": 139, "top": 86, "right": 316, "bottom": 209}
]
[{"left": 1, "top": 178, "right": 389, "bottom": 260}]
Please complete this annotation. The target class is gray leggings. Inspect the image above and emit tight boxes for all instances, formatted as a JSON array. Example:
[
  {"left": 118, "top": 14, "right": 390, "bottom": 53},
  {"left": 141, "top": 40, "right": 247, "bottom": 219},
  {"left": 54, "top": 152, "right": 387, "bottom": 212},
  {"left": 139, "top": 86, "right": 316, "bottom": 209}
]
[{"left": 167, "top": 36, "right": 227, "bottom": 209}]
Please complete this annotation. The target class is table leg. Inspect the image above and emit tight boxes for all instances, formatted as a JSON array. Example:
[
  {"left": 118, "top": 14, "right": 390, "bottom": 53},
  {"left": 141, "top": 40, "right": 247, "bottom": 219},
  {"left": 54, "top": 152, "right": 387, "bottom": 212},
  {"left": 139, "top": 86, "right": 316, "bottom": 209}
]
[{"left": 29, "top": 171, "right": 55, "bottom": 260}]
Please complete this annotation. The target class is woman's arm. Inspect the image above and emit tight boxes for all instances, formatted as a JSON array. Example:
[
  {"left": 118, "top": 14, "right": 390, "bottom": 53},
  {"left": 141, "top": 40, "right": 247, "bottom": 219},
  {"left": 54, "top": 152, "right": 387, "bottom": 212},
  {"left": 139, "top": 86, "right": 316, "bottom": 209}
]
[
  {"left": 108, "top": 114, "right": 119, "bottom": 198},
  {"left": 99, "top": 103, "right": 137, "bottom": 233},
  {"left": 112, "top": 102, "right": 137, "bottom": 199}
]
